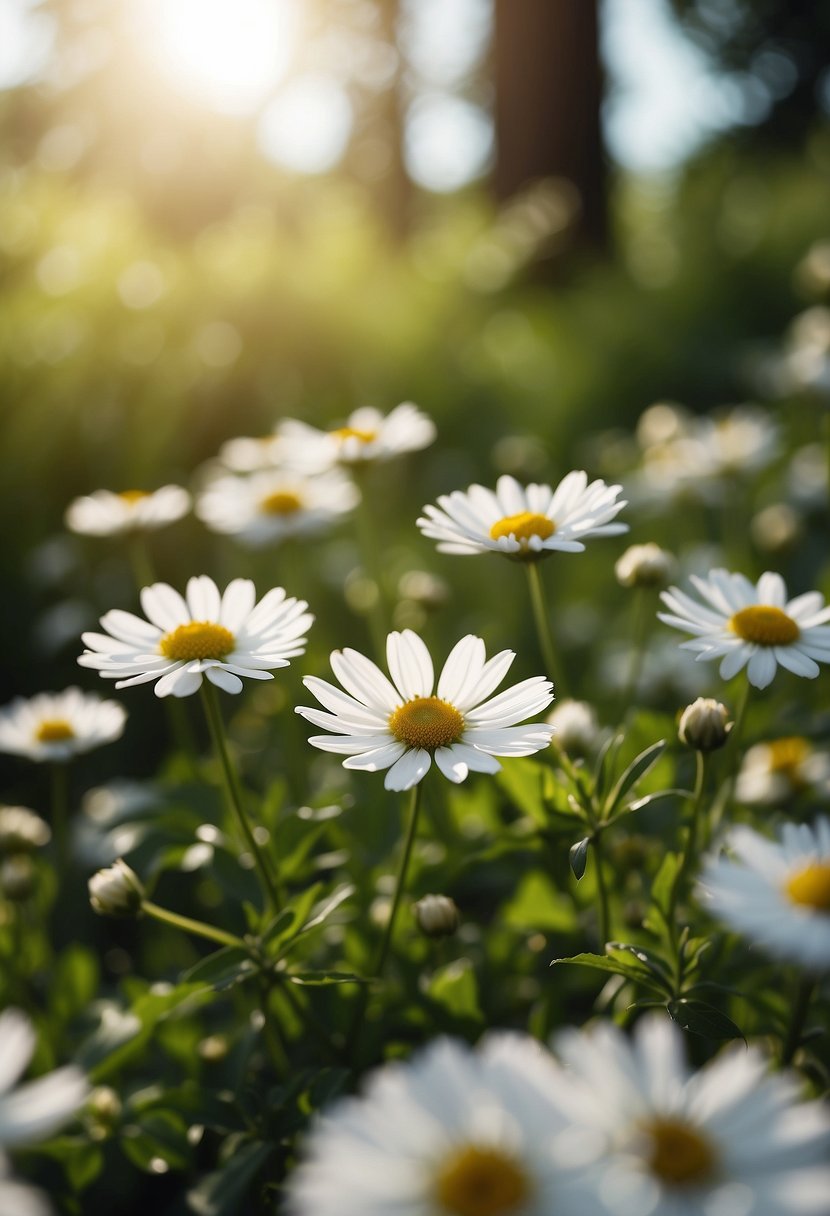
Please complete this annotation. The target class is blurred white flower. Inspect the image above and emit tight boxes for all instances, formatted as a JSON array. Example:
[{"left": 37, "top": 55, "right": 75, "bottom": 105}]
[
  {"left": 280, "top": 403, "right": 436, "bottom": 470},
  {"left": 216, "top": 430, "right": 295, "bottom": 473},
  {"left": 64, "top": 485, "right": 190, "bottom": 536},
  {"left": 695, "top": 406, "right": 780, "bottom": 477},
  {"left": 546, "top": 699, "right": 601, "bottom": 756},
  {"left": 0, "top": 688, "right": 126, "bottom": 763},
  {"left": 0, "top": 806, "right": 51, "bottom": 854},
  {"left": 551, "top": 1014, "right": 830, "bottom": 1215},
  {"left": 780, "top": 306, "right": 830, "bottom": 398},
  {"left": 195, "top": 468, "right": 358, "bottom": 547},
  {"left": 298, "top": 630, "right": 553, "bottom": 791},
  {"left": 700, "top": 818, "right": 830, "bottom": 970},
  {"left": 79, "top": 575, "right": 312, "bottom": 697},
  {"left": 659, "top": 569, "right": 830, "bottom": 689},
  {"left": 286, "top": 1034, "right": 599, "bottom": 1216},
  {"left": 418, "top": 472, "right": 628, "bottom": 560},
  {"left": 736, "top": 737, "right": 830, "bottom": 806},
  {"left": 614, "top": 542, "right": 674, "bottom": 589}
]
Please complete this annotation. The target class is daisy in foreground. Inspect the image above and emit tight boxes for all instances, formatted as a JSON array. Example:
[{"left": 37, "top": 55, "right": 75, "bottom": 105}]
[
  {"left": 699, "top": 817, "right": 830, "bottom": 970},
  {"left": 0, "top": 688, "right": 126, "bottom": 763},
  {"left": 659, "top": 569, "right": 830, "bottom": 689},
  {"left": 416, "top": 471, "right": 628, "bottom": 559},
  {"left": 0, "top": 1007, "right": 88, "bottom": 1216},
  {"left": 285, "top": 1034, "right": 600, "bottom": 1216},
  {"left": 297, "top": 631, "right": 554, "bottom": 791},
  {"left": 78, "top": 576, "right": 312, "bottom": 697},
  {"left": 64, "top": 485, "right": 190, "bottom": 536}
]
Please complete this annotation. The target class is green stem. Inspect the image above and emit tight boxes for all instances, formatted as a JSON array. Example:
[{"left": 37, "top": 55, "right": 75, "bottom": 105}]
[
  {"left": 142, "top": 900, "right": 245, "bottom": 949},
  {"left": 668, "top": 752, "right": 707, "bottom": 972},
  {"left": 525, "top": 562, "right": 565, "bottom": 695},
  {"left": 352, "top": 466, "right": 389, "bottom": 663},
  {"left": 616, "top": 588, "right": 651, "bottom": 722},
  {"left": 50, "top": 763, "right": 70, "bottom": 872},
  {"left": 721, "top": 681, "right": 751, "bottom": 821},
  {"left": 258, "top": 979, "right": 290, "bottom": 1077},
  {"left": 780, "top": 975, "right": 817, "bottom": 1067},
  {"left": 126, "top": 534, "right": 155, "bottom": 591},
  {"left": 346, "top": 782, "right": 423, "bottom": 1059},
  {"left": 592, "top": 830, "right": 610, "bottom": 948},
  {"left": 200, "top": 683, "right": 281, "bottom": 914}
]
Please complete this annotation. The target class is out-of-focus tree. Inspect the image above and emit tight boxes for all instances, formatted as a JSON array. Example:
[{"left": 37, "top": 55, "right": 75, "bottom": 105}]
[{"left": 671, "top": 0, "right": 830, "bottom": 146}]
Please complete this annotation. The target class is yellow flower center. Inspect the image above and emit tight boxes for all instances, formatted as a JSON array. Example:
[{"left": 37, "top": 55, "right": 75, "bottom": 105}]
[
  {"left": 331, "top": 426, "right": 377, "bottom": 444},
  {"left": 729, "top": 605, "right": 800, "bottom": 646},
  {"left": 489, "top": 512, "right": 555, "bottom": 546},
  {"left": 118, "top": 490, "right": 150, "bottom": 504},
  {"left": 388, "top": 696, "right": 464, "bottom": 750},
  {"left": 159, "top": 621, "right": 235, "bottom": 662},
  {"left": 785, "top": 862, "right": 830, "bottom": 912},
  {"left": 767, "top": 736, "right": 811, "bottom": 782},
  {"left": 435, "top": 1145, "right": 531, "bottom": 1216},
  {"left": 260, "top": 490, "right": 303, "bottom": 515},
  {"left": 645, "top": 1118, "right": 718, "bottom": 1188},
  {"left": 35, "top": 719, "right": 76, "bottom": 743}
]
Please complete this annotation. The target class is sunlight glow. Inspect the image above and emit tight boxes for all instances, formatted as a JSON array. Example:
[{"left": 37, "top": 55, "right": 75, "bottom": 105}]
[
  {"left": 258, "top": 76, "right": 353, "bottom": 174},
  {"left": 147, "top": 0, "right": 299, "bottom": 115}
]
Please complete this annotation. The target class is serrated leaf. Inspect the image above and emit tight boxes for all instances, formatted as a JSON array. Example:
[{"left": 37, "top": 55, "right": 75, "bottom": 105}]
[
  {"left": 569, "top": 836, "right": 591, "bottom": 881},
  {"left": 668, "top": 999, "right": 744, "bottom": 1040},
  {"left": 603, "top": 740, "right": 666, "bottom": 817}
]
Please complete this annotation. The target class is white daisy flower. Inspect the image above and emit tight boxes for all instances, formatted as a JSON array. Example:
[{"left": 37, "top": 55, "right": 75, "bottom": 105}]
[
  {"left": 696, "top": 405, "right": 781, "bottom": 477},
  {"left": 195, "top": 468, "right": 359, "bottom": 547},
  {"left": 0, "top": 688, "right": 127, "bottom": 763},
  {"left": 658, "top": 569, "right": 830, "bottom": 690},
  {"left": 64, "top": 485, "right": 190, "bottom": 536},
  {"left": 551, "top": 1014, "right": 830, "bottom": 1216},
  {"left": 416, "top": 472, "right": 628, "bottom": 560},
  {"left": 78, "top": 576, "right": 312, "bottom": 698},
  {"left": 279, "top": 403, "right": 436, "bottom": 470},
  {"left": 286, "top": 1034, "right": 601, "bottom": 1216},
  {"left": 0, "top": 1008, "right": 89, "bottom": 1216},
  {"left": 216, "top": 430, "right": 294, "bottom": 473},
  {"left": 736, "top": 737, "right": 830, "bottom": 806},
  {"left": 699, "top": 818, "right": 830, "bottom": 970},
  {"left": 297, "top": 630, "right": 554, "bottom": 791}
]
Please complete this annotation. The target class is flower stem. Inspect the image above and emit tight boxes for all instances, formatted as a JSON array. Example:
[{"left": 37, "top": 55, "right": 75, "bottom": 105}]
[
  {"left": 525, "top": 562, "right": 565, "bottom": 695},
  {"left": 200, "top": 682, "right": 281, "bottom": 914},
  {"left": 345, "top": 782, "right": 423, "bottom": 1059},
  {"left": 352, "top": 465, "right": 389, "bottom": 663},
  {"left": 592, "top": 830, "right": 611, "bottom": 948},
  {"left": 616, "top": 588, "right": 651, "bottom": 722},
  {"left": 780, "top": 975, "right": 817, "bottom": 1067},
  {"left": 142, "top": 900, "right": 245, "bottom": 950},
  {"left": 668, "top": 752, "right": 707, "bottom": 966},
  {"left": 50, "top": 763, "right": 70, "bottom": 872}
]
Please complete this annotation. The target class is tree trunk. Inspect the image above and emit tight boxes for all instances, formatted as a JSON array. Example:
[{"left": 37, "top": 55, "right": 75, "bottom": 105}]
[{"left": 493, "top": 0, "right": 607, "bottom": 250}]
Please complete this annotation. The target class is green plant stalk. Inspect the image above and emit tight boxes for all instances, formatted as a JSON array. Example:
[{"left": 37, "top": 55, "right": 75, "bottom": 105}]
[
  {"left": 780, "top": 975, "right": 817, "bottom": 1067},
  {"left": 668, "top": 751, "right": 707, "bottom": 985},
  {"left": 352, "top": 465, "right": 389, "bottom": 663},
  {"left": 346, "top": 782, "right": 424, "bottom": 1058},
  {"left": 525, "top": 561, "right": 565, "bottom": 695},
  {"left": 200, "top": 682, "right": 282, "bottom": 914},
  {"left": 616, "top": 588, "right": 652, "bottom": 722},
  {"left": 126, "top": 533, "right": 155, "bottom": 592},
  {"left": 50, "top": 763, "right": 70, "bottom": 872},
  {"left": 592, "top": 830, "right": 611, "bottom": 948},
  {"left": 142, "top": 900, "right": 245, "bottom": 950}
]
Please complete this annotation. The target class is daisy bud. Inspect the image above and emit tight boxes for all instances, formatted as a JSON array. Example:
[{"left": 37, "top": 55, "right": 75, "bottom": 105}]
[
  {"left": 86, "top": 1086, "right": 122, "bottom": 1140},
  {"left": 88, "top": 859, "right": 144, "bottom": 918},
  {"left": 1, "top": 855, "right": 36, "bottom": 901},
  {"left": 0, "top": 805, "right": 51, "bottom": 855},
  {"left": 678, "top": 698, "right": 732, "bottom": 753},
  {"left": 614, "top": 543, "right": 674, "bottom": 589},
  {"left": 546, "top": 699, "right": 600, "bottom": 757},
  {"left": 413, "top": 894, "right": 460, "bottom": 939}
]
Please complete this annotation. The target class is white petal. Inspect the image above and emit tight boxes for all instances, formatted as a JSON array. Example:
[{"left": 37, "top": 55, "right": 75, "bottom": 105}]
[
  {"left": 386, "top": 631, "right": 434, "bottom": 699},
  {"left": 205, "top": 666, "right": 244, "bottom": 694},
  {"left": 383, "top": 748, "right": 431, "bottom": 790}
]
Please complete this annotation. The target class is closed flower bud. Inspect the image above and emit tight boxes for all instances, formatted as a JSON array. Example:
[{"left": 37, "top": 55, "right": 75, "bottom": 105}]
[
  {"left": 614, "top": 543, "right": 674, "bottom": 589},
  {"left": 546, "top": 699, "right": 600, "bottom": 757},
  {"left": 85, "top": 1086, "right": 122, "bottom": 1140},
  {"left": 678, "top": 698, "right": 732, "bottom": 752},
  {"left": 88, "top": 859, "right": 144, "bottom": 918},
  {"left": 413, "top": 894, "right": 460, "bottom": 939},
  {"left": 0, "top": 805, "right": 51, "bottom": 855},
  {"left": 1, "top": 855, "right": 36, "bottom": 901}
]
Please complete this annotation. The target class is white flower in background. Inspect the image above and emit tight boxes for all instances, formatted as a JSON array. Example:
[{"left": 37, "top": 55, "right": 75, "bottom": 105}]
[
  {"left": 614, "top": 543, "right": 674, "bottom": 589},
  {"left": 64, "top": 485, "right": 190, "bottom": 536},
  {"left": 658, "top": 569, "right": 830, "bottom": 689},
  {"left": 546, "top": 699, "right": 601, "bottom": 757},
  {"left": 286, "top": 1034, "right": 600, "bottom": 1216},
  {"left": 78, "top": 576, "right": 312, "bottom": 698},
  {"left": 195, "top": 468, "right": 359, "bottom": 547},
  {"left": 696, "top": 405, "right": 781, "bottom": 477},
  {"left": 635, "top": 401, "right": 693, "bottom": 449},
  {"left": 551, "top": 1014, "right": 830, "bottom": 1216},
  {"left": 280, "top": 403, "right": 436, "bottom": 470},
  {"left": 787, "top": 443, "right": 829, "bottom": 507},
  {"left": 417, "top": 472, "right": 628, "bottom": 560},
  {"left": 700, "top": 818, "right": 830, "bottom": 970},
  {"left": 780, "top": 306, "right": 830, "bottom": 398},
  {"left": 297, "top": 631, "right": 554, "bottom": 791},
  {"left": 216, "top": 430, "right": 294, "bottom": 473},
  {"left": 0, "top": 689, "right": 126, "bottom": 763},
  {"left": 0, "top": 807, "right": 51, "bottom": 854},
  {"left": 0, "top": 1008, "right": 88, "bottom": 1216},
  {"left": 736, "top": 737, "right": 830, "bottom": 806}
]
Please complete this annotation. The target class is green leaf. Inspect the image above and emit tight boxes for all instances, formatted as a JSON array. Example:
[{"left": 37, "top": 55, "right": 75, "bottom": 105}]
[
  {"left": 651, "top": 852, "right": 682, "bottom": 920},
  {"left": 606, "top": 942, "right": 673, "bottom": 990},
  {"left": 668, "top": 999, "right": 744, "bottom": 1040},
  {"left": 427, "top": 959, "right": 482, "bottom": 1024},
  {"left": 296, "top": 882, "right": 355, "bottom": 937},
  {"left": 593, "top": 731, "right": 623, "bottom": 804},
  {"left": 624, "top": 788, "right": 693, "bottom": 814},
  {"left": 187, "top": 1140, "right": 273, "bottom": 1216},
  {"left": 183, "top": 948, "right": 258, "bottom": 992},
  {"left": 501, "top": 871, "right": 578, "bottom": 933},
  {"left": 569, "top": 836, "right": 591, "bottom": 881},
  {"left": 121, "top": 1110, "right": 191, "bottom": 1173},
  {"left": 603, "top": 740, "right": 666, "bottom": 817},
  {"left": 551, "top": 951, "right": 665, "bottom": 994},
  {"left": 287, "top": 970, "right": 366, "bottom": 986},
  {"left": 36, "top": 1138, "right": 103, "bottom": 1191},
  {"left": 496, "top": 758, "right": 548, "bottom": 826}
]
